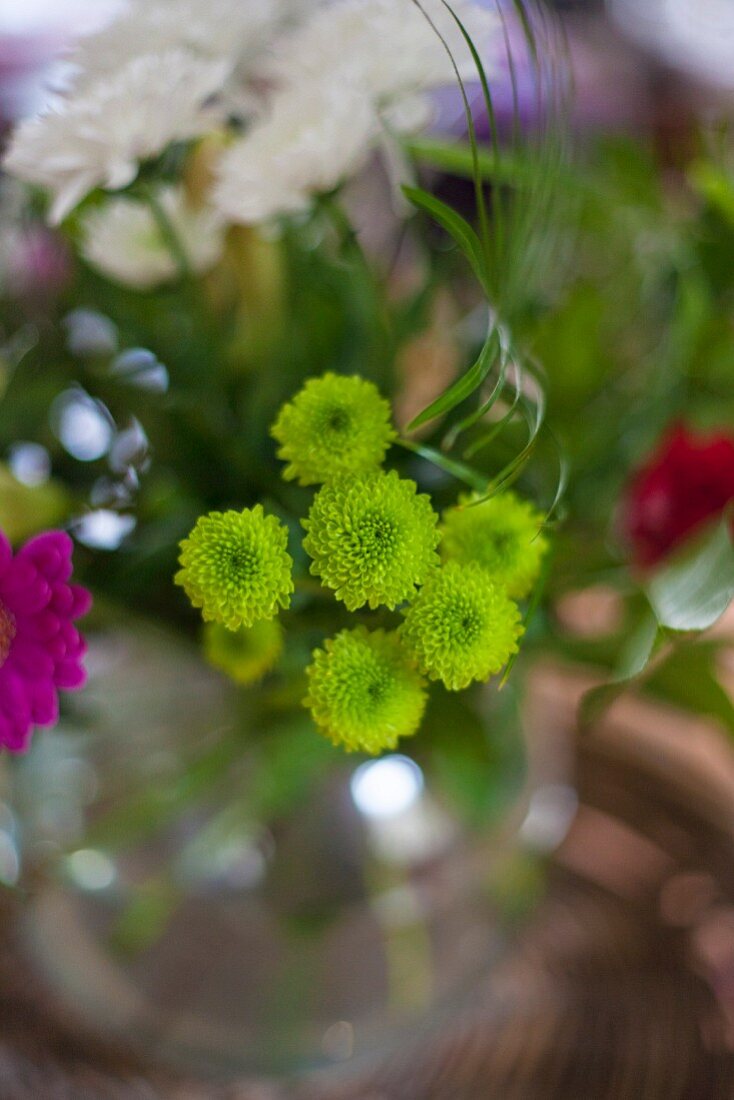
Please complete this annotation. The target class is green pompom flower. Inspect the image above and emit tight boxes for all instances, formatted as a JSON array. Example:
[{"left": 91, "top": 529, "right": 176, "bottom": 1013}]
[
  {"left": 271, "top": 372, "right": 396, "bottom": 485},
  {"left": 302, "top": 470, "right": 440, "bottom": 610},
  {"left": 440, "top": 490, "right": 548, "bottom": 599},
  {"left": 305, "top": 627, "right": 426, "bottom": 754},
  {"left": 204, "top": 618, "right": 284, "bottom": 685},
  {"left": 401, "top": 562, "right": 523, "bottom": 691},
  {"left": 175, "top": 506, "right": 293, "bottom": 629}
]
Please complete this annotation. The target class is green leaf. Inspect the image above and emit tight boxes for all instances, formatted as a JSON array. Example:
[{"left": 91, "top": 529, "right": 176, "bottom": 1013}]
[
  {"left": 689, "top": 160, "right": 734, "bottom": 226},
  {"left": 579, "top": 612, "right": 663, "bottom": 730},
  {"left": 442, "top": 343, "right": 509, "bottom": 450},
  {"left": 396, "top": 438, "right": 487, "bottom": 492},
  {"left": 406, "top": 321, "right": 499, "bottom": 431},
  {"left": 647, "top": 643, "right": 734, "bottom": 738},
  {"left": 409, "top": 0, "right": 493, "bottom": 262},
  {"left": 462, "top": 381, "right": 522, "bottom": 459},
  {"left": 405, "top": 137, "right": 539, "bottom": 187},
  {"left": 647, "top": 517, "right": 734, "bottom": 632},
  {"left": 402, "top": 184, "right": 488, "bottom": 292}
]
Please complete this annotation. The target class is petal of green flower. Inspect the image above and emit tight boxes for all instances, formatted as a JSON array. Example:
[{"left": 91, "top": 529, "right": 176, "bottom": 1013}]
[
  {"left": 440, "top": 490, "right": 548, "bottom": 599},
  {"left": 305, "top": 626, "right": 427, "bottom": 754},
  {"left": 302, "top": 470, "right": 441, "bottom": 610},
  {"left": 271, "top": 372, "right": 396, "bottom": 485},
  {"left": 204, "top": 618, "right": 284, "bottom": 685},
  {"left": 175, "top": 506, "right": 293, "bottom": 629},
  {"left": 401, "top": 562, "right": 523, "bottom": 691}
]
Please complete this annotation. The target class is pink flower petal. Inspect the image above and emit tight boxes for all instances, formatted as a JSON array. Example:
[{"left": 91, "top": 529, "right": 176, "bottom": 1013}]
[
  {"left": 50, "top": 585, "right": 74, "bottom": 616},
  {"left": 69, "top": 584, "right": 93, "bottom": 619},
  {"left": 0, "top": 527, "right": 89, "bottom": 753},
  {"left": 30, "top": 682, "right": 59, "bottom": 726},
  {"left": 54, "top": 660, "right": 87, "bottom": 690},
  {"left": 10, "top": 639, "right": 55, "bottom": 681},
  {"left": 0, "top": 535, "right": 11, "bottom": 578},
  {"left": 24, "top": 611, "right": 61, "bottom": 641}
]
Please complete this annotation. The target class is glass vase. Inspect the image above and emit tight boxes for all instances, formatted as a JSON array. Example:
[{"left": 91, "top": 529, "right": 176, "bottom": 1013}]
[{"left": 2, "top": 616, "right": 560, "bottom": 1082}]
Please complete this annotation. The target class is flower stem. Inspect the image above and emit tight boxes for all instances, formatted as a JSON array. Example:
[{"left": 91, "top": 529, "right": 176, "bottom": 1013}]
[{"left": 140, "top": 184, "right": 192, "bottom": 281}]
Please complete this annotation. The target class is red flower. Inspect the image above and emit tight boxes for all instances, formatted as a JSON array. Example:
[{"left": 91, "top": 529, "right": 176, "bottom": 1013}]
[{"left": 623, "top": 424, "right": 734, "bottom": 567}]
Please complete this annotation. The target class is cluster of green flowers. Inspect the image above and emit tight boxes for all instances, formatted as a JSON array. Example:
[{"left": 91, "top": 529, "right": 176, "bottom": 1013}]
[{"left": 175, "top": 373, "right": 547, "bottom": 754}]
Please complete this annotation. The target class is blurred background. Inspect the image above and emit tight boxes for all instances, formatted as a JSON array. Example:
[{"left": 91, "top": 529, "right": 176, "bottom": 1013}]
[{"left": 2, "top": 1, "right": 734, "bottom": 1098}]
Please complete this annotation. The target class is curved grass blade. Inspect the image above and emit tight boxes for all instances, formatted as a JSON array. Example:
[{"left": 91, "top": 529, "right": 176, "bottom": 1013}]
[
  {"left": 437, "top": 0, "right": 507, "bottom": 298},
  {"left": 541, "top": 425, "right": 569, "bottom": 527},
  {"left": 402, "top": 184, "right": 489, "bottom": 292},
  {"left": 405, "top": 137, "right": 544, "bottom": 186},
  {"left": 396, "top": 437, "right": 488, "bottom": 492},
  {"left": 462, "top": 387, "right": 522, "bottom": 460},
  {"left": 411, "top": 0, "right": 492, "bottom": 264},
  {"left": 441, "top": 322, "right": 513, "bottom": 448},
  {"left": 407, "top": 318, "right": 500, "bottom": 431},
  {"left": 405, "top": 2, "right": 568, "bottom": 530},
  {"left": 469, "top": 394, "right": 543, "bottom": 502},
  {"left": 442, "top": 348, "right": 509, "bottom": 450},
  {"left": 460, "top": 15, "right": 505, "bottom": 268},
  {"left": 463, "top": 360, "right": 524, "bottom": 459}
]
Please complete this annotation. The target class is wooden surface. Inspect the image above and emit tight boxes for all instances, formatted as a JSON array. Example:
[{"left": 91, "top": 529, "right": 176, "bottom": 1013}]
[{"left": 0, "top": 868, "right": 730, "bottom": 1099}]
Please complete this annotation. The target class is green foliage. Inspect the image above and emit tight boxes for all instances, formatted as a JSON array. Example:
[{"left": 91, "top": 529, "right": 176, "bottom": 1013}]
[
  {"left": 647, "top": 518, "right": 734, "bottom": 633},
  {"left": 400, "top": 0, "right": 568, "bottom": 521},
  {"left": 579, "top": 612, "right": 663, "bottom": 731},
  {"left": 646, "top": 643, "right": 734, "bottom": 739},
  {"left": 14, "top": 2, "right": 734, "bottom": 846},
  {"left": 402, "top": 185, "right": 490, "bottom": 295},
  {"left": 0, "top": 464, "right": 69, "bottom": 542}
]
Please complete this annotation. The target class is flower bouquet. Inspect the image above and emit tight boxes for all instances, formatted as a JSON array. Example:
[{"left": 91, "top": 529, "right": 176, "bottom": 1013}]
[{"left": 2, "top": 0, "right": 734, "bottom": 1083}]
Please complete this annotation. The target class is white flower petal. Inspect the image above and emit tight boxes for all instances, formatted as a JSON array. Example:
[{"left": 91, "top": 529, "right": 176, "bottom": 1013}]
[
  {"left": 261, "top": 0, "right": 500, "bottom": 102},
  {"left": 4, "top": 50, "right": 231, "bottom": 222},
  {"left": 80, "top": 186, "right": 226, "bottom": 289},
  {"left": 4, "top": 0, "right": 503, "bottom": 227},
  {"left": 214, "top": 82, "right": 379, "bottom": 225},
  {"left": 72, "top": 0, "right": 290, "bottom": 79}
]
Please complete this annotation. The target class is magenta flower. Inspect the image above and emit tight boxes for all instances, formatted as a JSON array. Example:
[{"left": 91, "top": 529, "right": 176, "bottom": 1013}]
[{"left": 0, "top": 529, "right": 91, "bottom": 753}]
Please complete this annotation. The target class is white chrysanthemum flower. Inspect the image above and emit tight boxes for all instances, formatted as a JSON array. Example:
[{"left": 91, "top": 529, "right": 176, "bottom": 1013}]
[
  {"left": 5, "top": 0, "right": 501, "bottom": 228},
  {"left": 262, "top": 0, "right": 500, "bottom": 105},
  {"left": 214, "top": 81, "right": 378, "bottom": 224},
  {"left": 4, "top": 51, "right": 230, "bottom": 224},
  {"left": 80, "top": 186, "right": 226, "bottom": 289},
  {"left": 71, "top": 0, "right": 288, "bottom": 83},
  {"left": 215, "top": 0, "right": 500, "bottom": 225}
]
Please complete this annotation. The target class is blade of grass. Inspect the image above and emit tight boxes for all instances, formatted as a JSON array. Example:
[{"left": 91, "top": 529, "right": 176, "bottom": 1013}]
[
  {"left": 411, "top": 0, "right": 492, "bottom": 269},
  {"left": 402, "top": 184, "right": 489, "bottom": 292},
  {"left": 407, "top": 317, "right": 500, "bottom": 431},
  {"left": 396, "top": 437, "right": 488, "bottom": 492}
]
